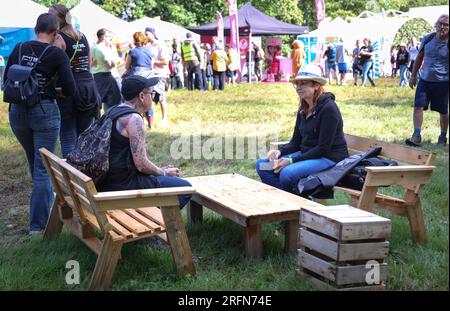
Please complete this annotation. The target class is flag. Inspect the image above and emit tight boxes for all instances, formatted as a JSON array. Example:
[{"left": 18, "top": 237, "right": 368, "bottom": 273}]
[
  {"left": 216, "top": 11, "right": 224, "bottom": 49},
  {"left": 227, "top": 0, "right": 240, "bottom": 70},
  {"left": 315, "top": 0, "right": 326, "bottom": 26}
]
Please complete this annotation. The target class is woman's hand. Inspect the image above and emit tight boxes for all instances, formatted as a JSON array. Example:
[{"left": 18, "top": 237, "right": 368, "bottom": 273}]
[
  {"left": 273, "top": 158, "right": 291, "bottom": 174},
  {"left": 267, "top": 149, "right": 281, "bottom": 160}
]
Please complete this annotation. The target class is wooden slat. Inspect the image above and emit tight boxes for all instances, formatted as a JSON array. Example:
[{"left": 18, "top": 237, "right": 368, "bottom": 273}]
[
  {"left": 344, "top": 133, "right": 435, "bottom": 165},
  {"left": 108, "top": 210, "right": 151, "bottom": 235},
  {"left": 300, "top": 210, "right": 341, "bottom": 240},
  {"left": 136, "top": 207, "right": 165, "bottom": 226},
  {"left": 124, "top": 209, "right": 163, "bottom": 231},
  {"left": 298, "top": 249, "right": 336, "bottom": 282},
  {"left": 299, "top": 228, "right": 339, "bottom": 260},
  {"left": 339, "top": 241, "right": 390, "bottom": 261},
  {"left": 340, "top": 219, "right": 391, "bottom": 241},
  {"left": 106, "top": 216, "right": 135, "bottom": 239},
  {"left": 364, "top": 166, "right": 435, "bottom": 187},
  {"left": 94, "top": 196, "right": 180, "bottom": 212},
  {"left": 93, "top": 187, "right": 195, "bottom": 201},
  {"left": 336, "top": 263, "right": 388, "bottom": 286}
]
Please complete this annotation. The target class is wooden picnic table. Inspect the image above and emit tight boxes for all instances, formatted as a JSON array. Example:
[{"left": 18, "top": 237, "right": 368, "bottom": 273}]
[{"left": 185, "top": 173, "right": 323, "bottom": 258}]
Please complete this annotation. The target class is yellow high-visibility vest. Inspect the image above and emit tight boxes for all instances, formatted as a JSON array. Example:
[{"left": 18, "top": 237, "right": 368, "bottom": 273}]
[{"left": 182, "top": 42, "right": 197, "bottom": 62}]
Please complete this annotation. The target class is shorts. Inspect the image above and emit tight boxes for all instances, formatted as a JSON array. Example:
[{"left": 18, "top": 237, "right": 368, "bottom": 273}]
[
  {"left": 152, "top": 77, "right": 166, "bottom": 104},
  {"left": 226, "top": 70, "right": 237, "bottom": 78},
  {"left": 338, "top": 63, "right": 347, "bottom": 74},
  {"left": 352, "top": 63, "right": 362, "bottom": 74},
  {"left": 414, "top": 79, "right": 449, "bottom": 114},
  {"left": 326, "top": 61, "right": 337, "bottom": 73}
]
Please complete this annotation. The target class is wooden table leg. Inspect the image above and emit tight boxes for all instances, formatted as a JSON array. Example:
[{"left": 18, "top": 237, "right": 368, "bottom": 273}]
[
  {"left": 243, "top": 224, "right": 263, "bottom": 258},
  {"left": 188, "top": 200, "right": 203, "bottom": 224},
  {"left": 284, "top": 219, "right": 299, "bottom": 253},
  {"left": 160, "top": 205, "right": 196, "bottom": 276}
]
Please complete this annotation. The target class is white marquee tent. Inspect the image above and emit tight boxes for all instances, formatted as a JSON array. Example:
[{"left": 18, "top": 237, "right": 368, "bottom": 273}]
[
  {"left": 128, "top": 17, "right": 200, "bottom": 44},
  {"left": 0, "top": 0, "right": 47, "bottom": 28},
  {"left": 70, "top": 0, "right": 131, "bottom": 42}
]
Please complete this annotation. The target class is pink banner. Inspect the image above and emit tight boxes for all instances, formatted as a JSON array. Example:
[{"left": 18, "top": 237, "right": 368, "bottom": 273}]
[
  {"left": 216, "top": 11, "right": 224, "bottom": 49},
  {"left": 227, "top": 0, "right": 240, "bottom": 70},
  {"left": 315, "top": 0, "right": 326, "bottom": 26}
]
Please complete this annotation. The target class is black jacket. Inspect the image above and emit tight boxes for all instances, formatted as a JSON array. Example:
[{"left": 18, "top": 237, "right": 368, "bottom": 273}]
[{"left": 279, "top": 92, "right": 349, "bottom": 163}]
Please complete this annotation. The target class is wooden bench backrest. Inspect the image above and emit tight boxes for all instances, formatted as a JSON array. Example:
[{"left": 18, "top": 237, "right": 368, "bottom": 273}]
[
  {"left": 344, "top": 133, "right": 436, "bottom": 166},
  {"left": 40, "top": 148, "right": 107, "bottom": 232}
]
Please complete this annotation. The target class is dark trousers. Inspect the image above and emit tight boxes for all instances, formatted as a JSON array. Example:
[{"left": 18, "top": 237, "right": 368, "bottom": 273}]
[
  {"left": 93, "top": 72, "right": 121, "bottom": 114},
  {"left": 213, "top": 70, "right": 226, "bottom": 90},
  {"left": 186, "top": 62, "right": 203, "bottom": 91}
]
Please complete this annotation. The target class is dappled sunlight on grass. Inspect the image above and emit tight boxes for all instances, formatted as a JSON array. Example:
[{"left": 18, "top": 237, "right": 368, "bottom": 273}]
[{"left": 0, "top": 78, "right": 448, "bottom": 290}]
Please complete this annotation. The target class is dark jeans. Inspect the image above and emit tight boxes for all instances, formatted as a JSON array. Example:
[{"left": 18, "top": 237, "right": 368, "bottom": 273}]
[
  {"left": 213, "top": 70, "right": 226, "bottom": 90},
  {"left": 256, "top": 151, "right": 336, "bottom": 194},
  {"left": 9, "top": 100, "right": 61, "bottom": 231},
  {"left": 155, "top": 176, "right": 192, "bottom": 208},
  {"left": 93, "top": 72, "right": 121, "bottom": 113},
  {"left": 186, "top": 62, "right": 203, "bottom": 91},
  {"left": 254, "top": 60, "right": 262, "bottom": 81},
  {"left": 59, "top": 114, "right": 94, "bottom": 158}
]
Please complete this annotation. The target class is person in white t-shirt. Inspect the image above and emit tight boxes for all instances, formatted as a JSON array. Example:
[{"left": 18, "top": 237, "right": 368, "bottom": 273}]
[{"left": 145, "top": 27, "right": 170, "bottom": 127}]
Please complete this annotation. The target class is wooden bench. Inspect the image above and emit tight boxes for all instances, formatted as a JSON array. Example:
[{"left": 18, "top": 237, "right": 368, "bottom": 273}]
[
  {"left": 271, "top": 133, "right": 436, "bottom": 244},
  {"left": 185, "top": 173, "right": 323, "bottom": 257},
  {"left": 39, "top": 148, "right": 196, "bottom": 290}
]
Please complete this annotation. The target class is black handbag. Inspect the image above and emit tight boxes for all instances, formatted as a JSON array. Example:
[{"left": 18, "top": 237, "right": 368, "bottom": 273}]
[{"left": 3, "top": 43, "right": 51, "bottom": 107}]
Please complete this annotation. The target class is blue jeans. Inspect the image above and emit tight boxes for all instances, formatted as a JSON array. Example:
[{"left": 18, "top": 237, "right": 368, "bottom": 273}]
[
  {"left": 361, "top": 60, "right": 375, "bottom": 87},
  {"left": 155, "top": 176, "right": 192, "bottom": 208},
  {"left": 60, "top": 115, "right": 94, "bottom": 158},
  {"left": 399, "top": 64, "right": 408, "bottom": 87},
  {"left": 9, "top": 100, "right": 61, "bottom": 231},
  {"left": 256, "top": 151, "right": 336, "bottom": 194}
]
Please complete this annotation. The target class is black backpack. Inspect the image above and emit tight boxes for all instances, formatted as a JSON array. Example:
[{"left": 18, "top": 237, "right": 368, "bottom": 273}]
[
  {"left": 66, "top": 106, "right": 137, "bottom": 183},
  {"left": 338, "top": 157, "right": 398, "bottom": 191},
  {"left": 3, "top": 43, "right": 51, "bottom": 107}
]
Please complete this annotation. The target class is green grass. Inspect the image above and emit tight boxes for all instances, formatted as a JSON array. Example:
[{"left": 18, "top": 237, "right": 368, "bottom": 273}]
[{"left": 0, "top": 78, "right": 448, "bottom": 290}]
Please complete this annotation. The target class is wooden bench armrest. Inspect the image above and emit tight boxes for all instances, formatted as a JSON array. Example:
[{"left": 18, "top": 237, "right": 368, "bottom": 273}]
[
  {"left": 364, "top": 166, "right": 435, "bottom": 187},
  {"left": 92, "top": 186, "right": 196, "bottom": 211}
]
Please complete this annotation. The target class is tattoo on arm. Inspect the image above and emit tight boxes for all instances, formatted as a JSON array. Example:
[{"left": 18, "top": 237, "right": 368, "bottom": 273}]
[{"left": 127, "top": 114, "right": 160, "bottom": 174}]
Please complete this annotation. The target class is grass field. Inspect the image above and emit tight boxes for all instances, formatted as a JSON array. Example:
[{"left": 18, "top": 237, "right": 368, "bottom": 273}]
[{"left": 0, "top": 78, "right": 448, "bottom": 290}]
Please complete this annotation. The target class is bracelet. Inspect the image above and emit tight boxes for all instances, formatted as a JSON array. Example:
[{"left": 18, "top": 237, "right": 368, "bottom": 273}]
[{"left": 287, "top": 156, "right": 293, "bottom": 165}]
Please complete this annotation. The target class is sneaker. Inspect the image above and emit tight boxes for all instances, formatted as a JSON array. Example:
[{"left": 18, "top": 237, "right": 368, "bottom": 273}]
[
  {"left": 29, "top": 230, "right": 43, "bottom": 236},
  {"left": 159, "top": 119, "right": 169, "bottom": 127},
  {"left": 437, "top": 136, "right": 447, "bottom": 146},
  {"left": 405, "top": 134, "right": 422, "bottom": 147}
]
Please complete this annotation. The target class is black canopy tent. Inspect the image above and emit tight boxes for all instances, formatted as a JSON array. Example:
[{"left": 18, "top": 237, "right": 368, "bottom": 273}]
[{"left": 188, "top": 2, "right": 309, "bottom": 82}]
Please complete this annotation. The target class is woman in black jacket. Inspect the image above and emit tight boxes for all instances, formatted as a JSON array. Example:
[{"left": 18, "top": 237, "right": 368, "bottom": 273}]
[
  {"left": 5, "top": 13, "right": 76, "bottom": 234},
  {"left": 256, "top": 63, "right": 348, "bottom": 194}
]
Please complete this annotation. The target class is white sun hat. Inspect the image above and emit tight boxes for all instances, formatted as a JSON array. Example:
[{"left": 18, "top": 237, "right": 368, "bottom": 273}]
[{"left": 290, "top": 63, "right": 327, "bottom": 85}]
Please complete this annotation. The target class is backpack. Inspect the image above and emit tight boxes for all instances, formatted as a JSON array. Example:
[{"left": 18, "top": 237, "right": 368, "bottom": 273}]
[
  {"left": 3, "top": 43, "right": 51, "bottom": 107},
  {"left": 338, "top": 157, "right": 398, "bottom": 191},
  {"left": 66, "top": 105, "right": 137, "bottom": 183}
]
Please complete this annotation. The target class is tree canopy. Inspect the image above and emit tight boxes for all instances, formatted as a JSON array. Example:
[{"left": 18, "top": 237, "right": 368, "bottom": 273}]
[{"left": 34, "top": 0, "right": 447, "bottom": 28}]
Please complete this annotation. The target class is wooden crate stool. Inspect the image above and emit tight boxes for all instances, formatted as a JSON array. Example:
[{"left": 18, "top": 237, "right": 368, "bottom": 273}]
[
  {"left": 39, "top": 148, "right": 196, "bottom": 290},
  {"left": 297, "top": 205, "right": 391, "bottom": 291}
]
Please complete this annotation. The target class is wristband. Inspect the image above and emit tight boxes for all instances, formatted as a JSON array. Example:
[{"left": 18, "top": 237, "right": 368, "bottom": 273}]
[{"left": 287, "top": 156, "right": 293, "bottom": 165}]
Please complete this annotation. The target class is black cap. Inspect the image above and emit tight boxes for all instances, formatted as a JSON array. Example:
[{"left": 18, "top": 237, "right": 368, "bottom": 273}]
[{"left": 121, "top": 75, "right": 159, "bottom": 101}]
